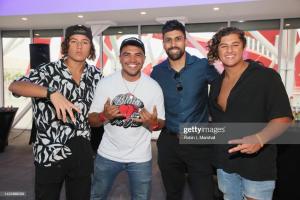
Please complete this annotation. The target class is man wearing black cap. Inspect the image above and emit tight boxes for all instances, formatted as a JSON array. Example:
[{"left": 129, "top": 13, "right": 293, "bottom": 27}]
[
  {"left": 9, "top": 25, "right": 102, "bottom": 200},
  {"left": 88, "top": 37, "right": 165, "bottom": 200}
]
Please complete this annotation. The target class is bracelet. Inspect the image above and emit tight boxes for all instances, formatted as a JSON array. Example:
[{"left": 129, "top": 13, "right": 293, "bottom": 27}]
[
  {"left": 150, "top": 121, "right": 160, "bottom": 131},
  {"left": 255, "top": 134, "right": 264, "bottom": 147},
  {"left": 99, "top": 112, "right": 107, "bottom": 123}
]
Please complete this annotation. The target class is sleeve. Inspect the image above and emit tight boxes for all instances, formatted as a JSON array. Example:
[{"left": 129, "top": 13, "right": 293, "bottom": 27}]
[
  {"left": 265, "top": 70, "right": 293, "bottom": 120},
  {"left": 154, "top": 82, "right": 165, "bottom": 120},
  {"left": 206, "top": 62, "right": 220, "bottom": 84},
  {"left": 89, "top": 80, "right": 107, "bottom": 113},
  {"left": 16, "top": 67, "right": 49, "bottom": 87},
  {"left": 12, "top": 66, "right": 50, "bottom": 98},
  {"left": 150, "top": 67, "right": 157, "bottom": 80}
]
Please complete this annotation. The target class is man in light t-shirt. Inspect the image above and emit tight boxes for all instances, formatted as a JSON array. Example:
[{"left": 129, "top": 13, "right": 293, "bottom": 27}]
[{"left": 89, "top": 37, "right": 165, "bottom": 200}]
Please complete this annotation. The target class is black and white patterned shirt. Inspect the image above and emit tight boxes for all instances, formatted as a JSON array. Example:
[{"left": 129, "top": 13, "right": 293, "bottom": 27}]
[{"left": 16, "top": 59, "right": 102, "bottom": 166}]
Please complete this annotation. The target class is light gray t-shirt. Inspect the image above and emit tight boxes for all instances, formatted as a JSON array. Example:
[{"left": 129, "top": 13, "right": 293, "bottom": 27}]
[{"left": 89, "top": 71, "right": 165, "bottom": 162}]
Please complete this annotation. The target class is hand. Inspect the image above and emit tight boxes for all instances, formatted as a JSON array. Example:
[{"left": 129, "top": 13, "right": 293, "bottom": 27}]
[
  {"left": 103, "top": 98, "right": 123, "bottom": 120},
  {"left": 50, "top": 92, "right": 81, "bottom": 123},
  {"left": 133, "top": 106, "right": 158, "bottom": 130},
  {"left": 228, "top": 134, "right": 263, "bottom": 154}
]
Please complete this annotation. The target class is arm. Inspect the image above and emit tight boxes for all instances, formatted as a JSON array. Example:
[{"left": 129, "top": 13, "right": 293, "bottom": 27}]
[
  {"left": 9, "top": 81, "right": 47, "bottom": 98},
  {"left": 88, "top": 112, "right": 104, "bottom": 127},
  {"left": 228, "top": 117, "right": 292, "bottom": 154},
  {"left": 133, "top": 83, "right": 165, "bottom": 131},
  {"left": 255, "top": 117, "right": 292, "bottom": 145},
  {"left": 9, "top": 81, "right": 80, "bottom": 123},
  {"left": 134, "top": 106, "right": 165, "bottom": 131},
  {"left": 153, "top": 119, "right": 165, "bottom": 131},
  {"left": 88, "top": 98, "right": 123, "bottom": 127},
  {"left": 228, "top": 69, "right": 293, "bottom": 154},
  {"left": 206, "top": 62, "right": 220, "bottom": 84}
]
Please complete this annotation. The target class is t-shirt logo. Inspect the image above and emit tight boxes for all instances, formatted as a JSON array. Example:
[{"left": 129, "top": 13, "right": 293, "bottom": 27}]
[
  {"left": 119, "top": 104, "right": 138, "bottom": 119},
  {"left": 111, "top": 93, "right": 144, "bottom": 128}
]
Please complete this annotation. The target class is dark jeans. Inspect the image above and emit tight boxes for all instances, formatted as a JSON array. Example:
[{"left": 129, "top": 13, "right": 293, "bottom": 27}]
[
  {"left": 157, "top": 128, "right": 214, "bottom": 200},
  {"left": 35, "top": 137, "right": 94, "bottom": 200}
]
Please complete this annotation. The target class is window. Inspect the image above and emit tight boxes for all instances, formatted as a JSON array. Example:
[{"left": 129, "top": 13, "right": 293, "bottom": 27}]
[
  {"left": 282, "top": 18, "right": 300, "bottom": 119},
  {"left": 231, "top": 19, "right": 281, "bottom": 70},
  {"left": 2, "top": 30, "right": 32, "bottom": 129}
]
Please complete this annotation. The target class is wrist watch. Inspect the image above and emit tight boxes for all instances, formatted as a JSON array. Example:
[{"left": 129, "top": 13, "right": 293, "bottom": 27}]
[{"left": 47, "top": 87, "right": 57, "bottom": 99}]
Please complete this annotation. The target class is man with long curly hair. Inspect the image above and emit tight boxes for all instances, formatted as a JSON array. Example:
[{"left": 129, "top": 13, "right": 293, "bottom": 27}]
[{"left": 207, "top": 27, "right": 293, "bottom": 200}]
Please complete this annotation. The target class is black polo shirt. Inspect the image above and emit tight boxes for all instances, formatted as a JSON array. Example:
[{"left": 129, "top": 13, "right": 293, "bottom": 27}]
[{"left": 209, "top": 61, "right": 293, "bottom": 181}]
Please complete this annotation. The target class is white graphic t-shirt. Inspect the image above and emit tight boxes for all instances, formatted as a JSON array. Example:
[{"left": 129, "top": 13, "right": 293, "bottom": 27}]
[{"left": 89, "top": 71, "right": 165, "bottom": 162}]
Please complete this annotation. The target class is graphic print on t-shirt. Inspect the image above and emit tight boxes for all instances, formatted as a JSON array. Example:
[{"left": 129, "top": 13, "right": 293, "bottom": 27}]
[{"left": 111, "top": 93, "right": 144, "bottom": 128}]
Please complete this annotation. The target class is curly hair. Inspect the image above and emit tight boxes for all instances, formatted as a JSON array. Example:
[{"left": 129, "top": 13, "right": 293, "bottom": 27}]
[
  {"left": 61, "top": 38, "right": 96, "bottom": 60},
  {"left": 207, "top": 27, "right": 246, "bottom": 64}
]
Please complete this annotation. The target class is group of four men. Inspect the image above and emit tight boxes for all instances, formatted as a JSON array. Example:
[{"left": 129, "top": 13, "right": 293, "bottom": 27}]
[{"left": 9, "top": 20, "right": 292, "bottom": 200}]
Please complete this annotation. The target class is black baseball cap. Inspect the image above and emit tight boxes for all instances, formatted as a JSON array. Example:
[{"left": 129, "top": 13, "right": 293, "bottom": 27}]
[
  {"left": 65, "top": 25, "right": 93, "bottom": 41},
  {"left": 120, "top": 37, "right": 145, "bottom": 54}
]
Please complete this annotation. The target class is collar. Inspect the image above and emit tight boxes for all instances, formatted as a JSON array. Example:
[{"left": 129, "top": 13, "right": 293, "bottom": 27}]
[
  {"left": 220, "top": 60, "right": 260, "bottom": 81},
  {"left": 165, "top": 52, "right": 197, "bottom": 72},
  {"left": 58, "top": 59, "right": 89, "bottom": 82},
  {"left": 60, "top": 58, "right": 88, "bottom": 71}
]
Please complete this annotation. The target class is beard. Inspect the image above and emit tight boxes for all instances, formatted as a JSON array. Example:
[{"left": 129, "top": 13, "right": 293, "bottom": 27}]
[{"left": 166, "top": 47, "right": 185, "bottom": 61}]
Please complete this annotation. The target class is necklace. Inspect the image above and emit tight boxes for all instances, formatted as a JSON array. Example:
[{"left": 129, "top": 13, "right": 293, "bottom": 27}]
[{"left": 121, "top": 75, "right": 141, "bottom": 99}]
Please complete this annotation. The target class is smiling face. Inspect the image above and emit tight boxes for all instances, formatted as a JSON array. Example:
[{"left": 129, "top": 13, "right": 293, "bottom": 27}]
[
  {"left": 163, "top": 30, "right": 186, "bottom": 61},
  {"left": 119, "top": 45, "right": 145, "bottom": 81},
  {"left": 217, "top": 33, "right": 245, "bottom": 68}
]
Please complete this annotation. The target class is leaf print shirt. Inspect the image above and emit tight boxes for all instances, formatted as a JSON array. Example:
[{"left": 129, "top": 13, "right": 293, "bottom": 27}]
[{"left": 15, "top": 59, "right": 102, "bottom": 166}]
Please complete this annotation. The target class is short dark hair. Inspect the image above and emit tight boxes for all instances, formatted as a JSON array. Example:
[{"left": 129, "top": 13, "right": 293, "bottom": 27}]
[
  {"left": 207, "top": 27, "right": 246, "bottom": 64},
  {"left": 61, "top": 25, "right": 96, "bottom": 60},
  {"left": 162, "top": 20, "right": 186, "bottom": 38}
]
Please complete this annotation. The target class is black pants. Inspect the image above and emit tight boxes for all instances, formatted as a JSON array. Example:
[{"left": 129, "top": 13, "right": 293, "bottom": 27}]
[
  {"left": 157, "top": 128, "right": 214, "bottom": 200},
  {"left": 35, "top": 137, "right": 94, "bottom": 200}
]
